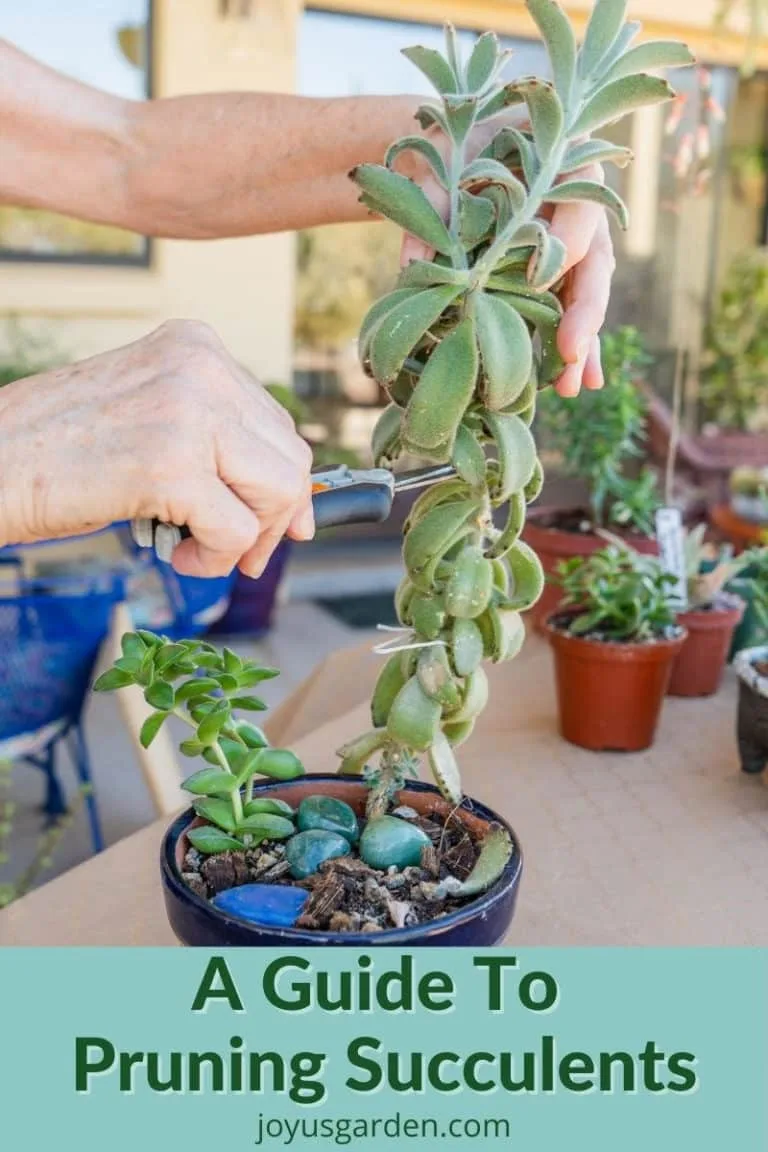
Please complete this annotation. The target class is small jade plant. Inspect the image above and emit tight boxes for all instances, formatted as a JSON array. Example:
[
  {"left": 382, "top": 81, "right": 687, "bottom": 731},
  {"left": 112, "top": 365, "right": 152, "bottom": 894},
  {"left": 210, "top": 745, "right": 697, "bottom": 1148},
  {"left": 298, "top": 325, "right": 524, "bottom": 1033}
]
[
  {"left": 339, "top": 0, "right": 693, "bottom": 814},
  {"left": 94, "top": 632, "right": 304, "bottom": 855},
  {"left": 555, "top": 546, "right": 678, "bottom": 642}
]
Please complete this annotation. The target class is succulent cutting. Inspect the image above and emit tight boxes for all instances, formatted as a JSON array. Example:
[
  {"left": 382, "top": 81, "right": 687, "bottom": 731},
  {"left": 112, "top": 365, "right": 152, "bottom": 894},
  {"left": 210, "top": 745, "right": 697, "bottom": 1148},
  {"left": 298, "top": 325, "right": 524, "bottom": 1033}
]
[{"left": 340, "top": 0, "right": 693, "bottom": 814}]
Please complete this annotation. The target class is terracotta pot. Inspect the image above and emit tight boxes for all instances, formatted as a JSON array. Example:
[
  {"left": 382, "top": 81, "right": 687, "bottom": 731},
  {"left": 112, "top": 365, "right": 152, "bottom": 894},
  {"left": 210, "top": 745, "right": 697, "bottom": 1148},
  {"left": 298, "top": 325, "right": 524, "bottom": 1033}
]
[
  {"left": 668, "top": 595, "right": 745, "bottom": 698},
  {"left": 161, "top": 775, "right": 523, "bottom": 947},
  {"left": 523, "top": 508, "right": 658, "bottom": 632},
  {"left": 546, "top": 617, "right": 686, "bottom": 752}
]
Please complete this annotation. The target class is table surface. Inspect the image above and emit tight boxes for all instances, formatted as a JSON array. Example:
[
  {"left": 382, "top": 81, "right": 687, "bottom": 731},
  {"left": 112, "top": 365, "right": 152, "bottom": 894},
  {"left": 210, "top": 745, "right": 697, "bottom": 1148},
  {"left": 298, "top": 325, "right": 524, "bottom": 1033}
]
[{"left": 2, "top": 635, "right": 767, "bottom": 947}]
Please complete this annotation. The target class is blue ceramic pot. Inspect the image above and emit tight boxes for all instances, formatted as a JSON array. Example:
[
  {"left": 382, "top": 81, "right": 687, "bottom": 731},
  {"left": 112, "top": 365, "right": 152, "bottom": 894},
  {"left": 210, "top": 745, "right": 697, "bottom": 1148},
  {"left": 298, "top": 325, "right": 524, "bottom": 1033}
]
[{"left": 161, "top": 774, "right": 523, "bottom": 947}]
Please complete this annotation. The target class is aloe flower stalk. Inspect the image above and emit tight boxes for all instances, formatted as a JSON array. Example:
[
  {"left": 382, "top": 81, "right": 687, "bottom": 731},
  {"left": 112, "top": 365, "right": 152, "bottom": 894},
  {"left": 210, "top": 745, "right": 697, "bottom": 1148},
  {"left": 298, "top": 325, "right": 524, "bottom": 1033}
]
[{"left": 336, "top": 0, "right": 694, "bottom": 817}]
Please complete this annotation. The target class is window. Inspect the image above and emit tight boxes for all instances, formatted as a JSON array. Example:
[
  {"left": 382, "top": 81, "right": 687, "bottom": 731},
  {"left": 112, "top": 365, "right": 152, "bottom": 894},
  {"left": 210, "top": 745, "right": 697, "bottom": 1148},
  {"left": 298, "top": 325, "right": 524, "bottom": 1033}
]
[
  {"left": 296, "top": 8, "right": 768, "bottom": 454},
  {"left": 0, "top": 0, "right": 152, "bottom": 265}
]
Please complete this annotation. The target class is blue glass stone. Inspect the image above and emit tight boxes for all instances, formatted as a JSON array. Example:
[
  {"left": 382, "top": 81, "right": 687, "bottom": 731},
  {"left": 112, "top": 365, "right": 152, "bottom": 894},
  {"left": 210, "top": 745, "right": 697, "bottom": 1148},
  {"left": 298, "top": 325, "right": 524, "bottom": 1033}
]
[
  {"left": 359, "top": 816, "right": 431, "bottom": 870},
  {"left": 212, "top": 883, "right": 308, "bottom": 928},
  {"left": 297, "top": 795, "right": 359, "bottom": 843},
  {"left": 285, "top": 829, "right": 351, "bottom": 879}
]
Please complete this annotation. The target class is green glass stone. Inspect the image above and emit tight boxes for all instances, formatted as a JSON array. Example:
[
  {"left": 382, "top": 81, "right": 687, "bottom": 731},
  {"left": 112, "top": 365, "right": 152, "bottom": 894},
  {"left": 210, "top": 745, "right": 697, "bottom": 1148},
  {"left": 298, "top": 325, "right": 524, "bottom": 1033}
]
[
  {"left": 285, "top": 830, "right": 351, "bottom": 880},
  {"left": 297, "top": 795, "right": 360, "bottom": 844},
  {"left": 359, "top": 816, "right": 431, "bottom": 871}
]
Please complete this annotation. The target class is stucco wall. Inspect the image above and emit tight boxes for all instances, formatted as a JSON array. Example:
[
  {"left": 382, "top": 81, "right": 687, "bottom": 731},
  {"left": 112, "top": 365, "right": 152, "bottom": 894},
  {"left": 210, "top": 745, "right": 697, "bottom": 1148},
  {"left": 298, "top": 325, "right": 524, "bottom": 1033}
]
[{"left": 0, "top": 0, "right": 301, "bottom": 383}]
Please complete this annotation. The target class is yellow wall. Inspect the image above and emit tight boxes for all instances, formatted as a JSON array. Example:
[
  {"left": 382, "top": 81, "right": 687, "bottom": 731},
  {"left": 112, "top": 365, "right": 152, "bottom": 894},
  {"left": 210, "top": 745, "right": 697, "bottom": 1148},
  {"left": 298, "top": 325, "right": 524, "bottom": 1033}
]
[{"left": 0, "top": 0, "right": 302, "bottom": 383}]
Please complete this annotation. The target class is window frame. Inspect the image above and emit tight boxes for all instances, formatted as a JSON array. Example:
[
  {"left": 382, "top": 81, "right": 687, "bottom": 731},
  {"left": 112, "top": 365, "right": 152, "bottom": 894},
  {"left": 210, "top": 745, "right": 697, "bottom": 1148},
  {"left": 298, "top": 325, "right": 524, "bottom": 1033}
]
[{"left": 0, "top": 0, "right": 154, "bottom": 269}]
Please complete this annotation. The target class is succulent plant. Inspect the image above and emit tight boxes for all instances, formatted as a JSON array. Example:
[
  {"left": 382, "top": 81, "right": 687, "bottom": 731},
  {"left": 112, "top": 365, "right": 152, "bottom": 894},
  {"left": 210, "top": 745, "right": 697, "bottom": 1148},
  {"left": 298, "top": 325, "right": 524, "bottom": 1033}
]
[
  {"left": 94, "top": 632, "right": 305, "bottom": 855},
  {"left": 339, "top": 0, "right": 693, "bottom": 815}
]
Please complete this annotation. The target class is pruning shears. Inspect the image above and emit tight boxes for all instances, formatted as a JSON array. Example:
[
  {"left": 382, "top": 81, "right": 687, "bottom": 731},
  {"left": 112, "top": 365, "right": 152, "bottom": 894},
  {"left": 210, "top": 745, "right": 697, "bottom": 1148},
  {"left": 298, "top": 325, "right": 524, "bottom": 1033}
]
[{"left": 130, "top": 463, "right": 456, "bottom": 563}]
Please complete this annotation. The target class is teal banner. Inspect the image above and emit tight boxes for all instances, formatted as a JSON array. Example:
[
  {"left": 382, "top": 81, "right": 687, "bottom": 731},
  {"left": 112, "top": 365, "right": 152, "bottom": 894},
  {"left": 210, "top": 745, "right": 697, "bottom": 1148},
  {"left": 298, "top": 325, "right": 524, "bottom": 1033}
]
[{"left": 0, "top": 949, "right": 765, "bottom": 1149}]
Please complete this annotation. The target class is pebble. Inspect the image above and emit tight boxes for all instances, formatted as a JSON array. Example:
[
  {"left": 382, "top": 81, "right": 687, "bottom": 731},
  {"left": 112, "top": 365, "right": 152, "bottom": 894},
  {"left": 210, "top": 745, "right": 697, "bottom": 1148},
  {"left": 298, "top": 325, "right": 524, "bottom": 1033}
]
[
  {"left": 297, "top": 795, "right": 359, "bottom": 844},
  {"left": 212, "top": 883, "right": 308, "bottom": 928},
  {"left": 392, "top": 806, "right": 420, "bottom": 821},
  {"left": 285, "top": 829, "right": 351, "bottom": 879},
  {"left": 359, "top": 816, "right": 431, "bottom": 871}
]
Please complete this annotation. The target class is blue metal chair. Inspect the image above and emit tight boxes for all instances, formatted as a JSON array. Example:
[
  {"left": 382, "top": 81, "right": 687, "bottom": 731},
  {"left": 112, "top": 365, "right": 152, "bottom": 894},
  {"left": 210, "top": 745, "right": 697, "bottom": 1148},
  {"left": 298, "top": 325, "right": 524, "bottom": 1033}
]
[
  {"left": 0, "top": 526, "right": 236, "bottom": 854},
  {"left": 0, "top": 568, "right": 124, "bottom": 853}
]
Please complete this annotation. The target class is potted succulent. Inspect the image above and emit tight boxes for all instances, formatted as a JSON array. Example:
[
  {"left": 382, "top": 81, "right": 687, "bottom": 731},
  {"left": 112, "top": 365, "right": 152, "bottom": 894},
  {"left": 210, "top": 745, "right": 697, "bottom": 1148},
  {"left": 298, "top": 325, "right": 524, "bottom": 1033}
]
[
  {"left": 546, "top": 546, "right": 685, "bottom": 751},
  {"left": 96, "top": 1, "right": 690, "bottom": 944},
  {"left": 734, "top": 645, "right": 768, "bottom": 776},
  {"left": 667, "top": 525, "right": 747, "bottom": 698},
  {"left": 526, "top": 326, "right": 660, "bottom": 628},
  {"left": 728, "top": 544, "right": 768, "bottom": 658}
]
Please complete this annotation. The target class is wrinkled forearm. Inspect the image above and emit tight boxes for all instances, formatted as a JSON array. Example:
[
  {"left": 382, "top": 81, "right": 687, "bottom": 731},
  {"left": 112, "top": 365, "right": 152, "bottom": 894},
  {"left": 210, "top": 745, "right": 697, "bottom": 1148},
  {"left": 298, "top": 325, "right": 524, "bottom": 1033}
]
[{"left": 0, "top": 38, "right": 424, "bottom": 238}]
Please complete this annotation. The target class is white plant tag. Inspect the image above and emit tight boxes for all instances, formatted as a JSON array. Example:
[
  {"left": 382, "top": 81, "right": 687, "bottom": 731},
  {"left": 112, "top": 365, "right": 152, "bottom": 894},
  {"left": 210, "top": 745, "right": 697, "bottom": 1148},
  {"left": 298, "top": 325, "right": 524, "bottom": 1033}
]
[{"left": 655, "top": 507, "right": 687, "bottom": 610}]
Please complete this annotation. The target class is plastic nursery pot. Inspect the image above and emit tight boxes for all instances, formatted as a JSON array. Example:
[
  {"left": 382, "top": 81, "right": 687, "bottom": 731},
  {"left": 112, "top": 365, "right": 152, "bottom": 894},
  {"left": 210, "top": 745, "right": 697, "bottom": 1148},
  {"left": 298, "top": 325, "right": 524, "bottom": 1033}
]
[
  {"left": 161, "top": 774, "right": 523, "bottom": 948},
  {"left": 545, "top": 616, "right": 686, "bottom": 753},
  {"left": 522, "top": 508, "right": 658, "bottom": 633},
  {"left": 733, "top": 646, "right": 768, "bottom": 776},
  {"left": 667, "top": 594, "right": 745, "bottom": 698}
]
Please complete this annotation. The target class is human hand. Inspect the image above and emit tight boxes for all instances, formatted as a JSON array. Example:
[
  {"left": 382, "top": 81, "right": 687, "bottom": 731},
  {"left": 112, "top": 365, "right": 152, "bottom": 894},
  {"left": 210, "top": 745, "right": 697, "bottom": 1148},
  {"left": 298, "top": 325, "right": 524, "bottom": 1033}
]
[
  {"left": 398, "top": 119, "right": 615, "bottom": 399},
  {"left": 0, "top": 320, "right": 314, "bottom": 578}
]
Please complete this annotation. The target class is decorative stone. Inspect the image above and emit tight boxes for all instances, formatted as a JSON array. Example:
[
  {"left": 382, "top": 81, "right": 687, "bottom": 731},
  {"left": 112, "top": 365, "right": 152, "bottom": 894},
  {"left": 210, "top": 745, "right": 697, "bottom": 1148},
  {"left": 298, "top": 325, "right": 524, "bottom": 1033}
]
[
  {"left": 297, "top": 795, "right": 359, "bottom": 843},
  {"left": 212, "top": 883, "right": 308, "bottom": 928},
  {"left": 285, "top": 830, "right": 351, "bottom": 879},
  {"left": 359, "top": 816, "right": 431, "bottom": 871}
]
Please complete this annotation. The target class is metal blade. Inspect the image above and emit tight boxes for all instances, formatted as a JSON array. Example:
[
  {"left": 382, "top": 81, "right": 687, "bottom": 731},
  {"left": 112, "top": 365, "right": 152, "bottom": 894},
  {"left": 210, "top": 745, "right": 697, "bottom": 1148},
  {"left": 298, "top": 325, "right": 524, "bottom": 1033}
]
[{"left": 392, "top": 464, "right": 456, "bottom": 493}]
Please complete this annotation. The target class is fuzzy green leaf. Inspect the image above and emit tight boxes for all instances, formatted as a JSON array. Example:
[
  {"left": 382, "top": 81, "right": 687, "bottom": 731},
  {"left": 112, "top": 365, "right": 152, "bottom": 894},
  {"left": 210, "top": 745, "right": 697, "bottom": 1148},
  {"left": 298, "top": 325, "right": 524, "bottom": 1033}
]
[
  {"left": 528, "top": 232, "right": 568, "bottom": 290},
  {"left": 459, "top": 159, "right": 527, "bottom": 206},
  {"left": 359, "top": 287, "right": 424, "bottom": 363},
  {"left": 596, "top": 20, "right": 640, "bottom": 75},
  {"left": 403, "top": 317, "right": 479, "bottom": 452},
  {"left": 369, "top": 284, "right": 464, "bottom": 385},
  {"left": 186, "top": 827, "right": 244, "bottom": 856},
  {"left": 544, "top": 180, "right": 629, "bottom": 229},
  {"left": 92, "top": 667, "right": 134, "bottom": 693},
  {"left": 183, "top": 768, "right": 240, "bottom": 796},
  {"left": 578, "top": 0, "right": 628, "bottom": 79},
  {"left": 571, "top": 74, "right": 675, "bottom": 136},
  {"left": 459, "top": 190, "right": 496, "bottom": 249},
  {"left": 515, "top": 79, "right": 563, "bottom": 159},
  {"left": 476, "top": 83, "right": 526, "bottom": 122},
  {"left": 561, "top": 138, "right": 634, "bottom": 172},
  {"left": 452, "top": 423, "right": 488, "bottom": 487},
  {"left": 475, "top": 292, "right": 534, "bottom": 410},
  {"left": 414, "top": 101, "right": 452, "bottom": 136},
  {"left": 371, "top": 403, "right": 404, "bottom": 467},
  {"left": 398, "top": 260, "right": 469, "bottom": 289},
  {"left": 140, "top": 711, "right": 167, "bottom": 749},
  {"left": 352, "top": 164, "right": 454, "bottom": 254},
  {"left": 443, "top": 94, "right": 480, "bottom": 143},
  {"left": 525, "top": 0, "right": 577, "bottom": 99},
  {"left": 600, "top": 40, "right": 695, "bottom": 85},
  {"left": 401, "top": 45, "right": 458, "bottom": 94},
  {"left": 428, "top": 729, "right": 463, "bottom": 804},
  {"left": 194, "top": 797, "right": 237, "bottom": 834},
  {"left": 385, "top": 136, "right": 448, "bottom": 186},
  {"left": 466, "top": 31, "right": 500, "bottom": 92},
  {"left": 483, "top": 411, "right": 538, "bottom": 503}
]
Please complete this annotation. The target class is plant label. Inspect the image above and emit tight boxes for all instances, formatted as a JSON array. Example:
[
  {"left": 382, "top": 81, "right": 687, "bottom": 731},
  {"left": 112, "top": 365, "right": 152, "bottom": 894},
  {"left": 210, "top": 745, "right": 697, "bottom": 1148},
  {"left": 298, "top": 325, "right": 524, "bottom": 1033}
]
[{"left": 655, "top": 507, "right": 688, "bottom": 609}]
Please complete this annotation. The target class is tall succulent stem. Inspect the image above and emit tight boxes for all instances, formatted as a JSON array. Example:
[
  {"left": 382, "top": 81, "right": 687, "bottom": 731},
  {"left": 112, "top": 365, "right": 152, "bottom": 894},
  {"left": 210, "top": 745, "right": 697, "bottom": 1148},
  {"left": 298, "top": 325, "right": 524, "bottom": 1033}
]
[{"left": 342, "top": 0, "right": 693, "bottom": 816}]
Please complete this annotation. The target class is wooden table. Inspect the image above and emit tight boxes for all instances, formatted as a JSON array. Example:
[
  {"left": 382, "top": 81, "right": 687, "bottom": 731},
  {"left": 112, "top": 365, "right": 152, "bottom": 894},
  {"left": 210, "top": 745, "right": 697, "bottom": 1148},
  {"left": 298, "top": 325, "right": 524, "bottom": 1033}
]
[{"left": 2, "top": 636, "right": 767, "bottom": 947}]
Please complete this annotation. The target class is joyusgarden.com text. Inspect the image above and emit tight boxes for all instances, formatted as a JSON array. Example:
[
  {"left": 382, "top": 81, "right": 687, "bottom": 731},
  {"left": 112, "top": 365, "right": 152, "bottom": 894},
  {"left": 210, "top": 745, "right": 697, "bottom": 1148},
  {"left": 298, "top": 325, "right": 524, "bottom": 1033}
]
[{"left": 74, "top": 955, "right": 698, "bottom": 1110}]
